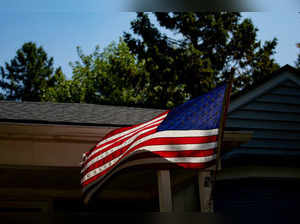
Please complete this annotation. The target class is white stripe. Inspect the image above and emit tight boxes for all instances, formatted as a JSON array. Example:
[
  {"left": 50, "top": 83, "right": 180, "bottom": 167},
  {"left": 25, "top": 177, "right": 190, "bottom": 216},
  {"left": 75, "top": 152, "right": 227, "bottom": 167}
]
[
  {"left": 82, "top": 156, "right": 121, "bottom": 181},
  {"left": 81, "top": 125, "right": 158, "bottom": 173},
  {"left": 122, "top": 155, "right": 217, "bottom": 164},
  {"left": 84, "top": 119, "right": 163, "bottom": 164},
  {"left": 82, "top": 142, "right": 217, "bottom": 179},
  {"left": 82, "top": 150, "right": 216, "bottom": 183},
  {"left": 150, "top": 129, "right": 219, "bottom": 138},
  {"left": 82, "top": 128, "right": 218, "bottom": 178},
  {"left": 83, "top": 151, "right": 215, "bottom": 188},
  {"left": 81, "top": 129, "right": 218, "bottom": 182},
  {"left": 126, "top": 129, "right": 219, "bottom": 155},
  {"left": 82, "top": 128, "right": 218, "bottom": 174},
  {"left": 83, "top": 153, "right": 216, "bottom": 203},
  {"left": 135, "top": 142, "right": 218, "bottom": 152},
  {"left": 94, "top": 113, "right": 167, "bottom": 146},
  {"left": 84, "top": 114, "right": 167, "bottom": 161}
]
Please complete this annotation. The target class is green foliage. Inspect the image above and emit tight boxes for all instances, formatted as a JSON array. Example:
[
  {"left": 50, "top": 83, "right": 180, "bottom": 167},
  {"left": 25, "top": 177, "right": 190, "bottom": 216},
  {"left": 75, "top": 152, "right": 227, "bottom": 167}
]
[
  {"left": 0, "top": 42, "right": 57, "bottom": 101},
  {"left": 296, "top": 54, "right": 300, "bottom": 70},
  {"left": 41, "top": 67, "right": 83, "bottom": 103},
  {"left": 296, "top": 44, "right": 300, "bottom": 70},
  {"left": 124, "top": 12, "right": 279, "bottom": 108},
  {"left": 64, "top": 39, "right": 148, "bottom": 106},
  {"left": 1, "top": 14, "right": 280, "bottom": 109}
]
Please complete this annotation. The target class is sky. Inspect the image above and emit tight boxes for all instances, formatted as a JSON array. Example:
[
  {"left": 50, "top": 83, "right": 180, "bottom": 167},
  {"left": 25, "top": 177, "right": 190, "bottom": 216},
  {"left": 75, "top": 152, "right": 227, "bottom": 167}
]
[{"left": 0, "top": 1, "right": 299, "bottom": 79}]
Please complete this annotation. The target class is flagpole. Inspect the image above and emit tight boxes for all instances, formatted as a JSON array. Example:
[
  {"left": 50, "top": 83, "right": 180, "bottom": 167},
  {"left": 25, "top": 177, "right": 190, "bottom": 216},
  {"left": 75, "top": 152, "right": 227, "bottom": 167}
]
[
  {"left": 208, "top": 70, "right": 234, "bottom": 212},
  {"left": 215, "top": 72, "right": 234, "bottom": 173},
  {"left": 197, "top": 72, "right": 234, "bottom": 213}
]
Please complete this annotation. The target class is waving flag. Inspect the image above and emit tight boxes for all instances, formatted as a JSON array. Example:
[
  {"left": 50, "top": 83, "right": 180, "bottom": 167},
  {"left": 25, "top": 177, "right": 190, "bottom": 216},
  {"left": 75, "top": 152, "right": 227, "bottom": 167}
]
[{"left": 81, "top": 83, "right": 228, "bottom": 203}]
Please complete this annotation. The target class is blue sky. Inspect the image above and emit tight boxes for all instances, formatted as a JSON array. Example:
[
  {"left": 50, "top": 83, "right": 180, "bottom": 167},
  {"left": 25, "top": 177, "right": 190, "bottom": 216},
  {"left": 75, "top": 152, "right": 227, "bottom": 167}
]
[{"left": 0, "top": 1, "right": 299, "bottom": 79}]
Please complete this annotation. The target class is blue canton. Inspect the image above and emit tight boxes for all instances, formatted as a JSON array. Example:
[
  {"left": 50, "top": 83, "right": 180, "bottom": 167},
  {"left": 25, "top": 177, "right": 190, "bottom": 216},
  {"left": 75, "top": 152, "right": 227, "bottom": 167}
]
[{"left": 157, "top": 83, "right": 226, "bottom": 131}]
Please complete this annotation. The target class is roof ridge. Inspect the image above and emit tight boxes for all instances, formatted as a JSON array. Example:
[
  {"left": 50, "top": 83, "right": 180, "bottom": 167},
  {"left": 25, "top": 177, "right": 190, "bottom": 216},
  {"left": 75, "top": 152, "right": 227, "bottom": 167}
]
[
  {"left": 0, "top": 100, "right": 166, "bottom": 111},
  {"left": 229, "top": 64, "right": 300, "bottom": 113},
  {"left": 231, "top": 64, "right": 299, "bottom": 100}
]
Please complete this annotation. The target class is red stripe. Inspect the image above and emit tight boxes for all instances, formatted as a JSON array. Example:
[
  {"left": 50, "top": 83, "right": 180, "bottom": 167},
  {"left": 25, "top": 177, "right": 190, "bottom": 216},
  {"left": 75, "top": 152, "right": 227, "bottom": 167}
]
[
  {"left": 82, "top": 128, "right": 217, "bottom": 185},
  {"left": 83, "top": 112, "right": 168, "bottom": 159},
  {"left": 83, "top": 126, "right": 131, "bottom": 158},
  {"left": 125, "top": 149, "right": 215, "bottom": 160},
  {"left": 82, "top": 164, "right": 114, "bottom": 187},
  {"left": 93, "top": 118, "right": 163, "bottom": 151},
  {"left": 82, "top": 135, "right": 217, "bottom": 177},
  {"left": 82, "top": 156, "right": 216, "bottom": 187},
  {"left": 82, "top": 122, "right": 161, "bottom": 166},
  {"left": 155, "top": 149, "right": 215, "bottom": 158},
  {"left": 103, "top": 111, "right": 169, "bottom": 138},
  {"left": 175, "top": 161, "right": 216, "bottom": 168},
  {"left": 98, "top": 161, "right": 216, "bottom": 170},
  {"left": 94, "top": 116, "right": 166, "bottom": 150},
  {"left": 138, "top": 135, "right": 217, "bottom": 146},
  {"left": 82, "top": 134, "right": 217, "bottom": 176},
  {"left": 81, "top": 128, "right": 158, "bottom": 175}
]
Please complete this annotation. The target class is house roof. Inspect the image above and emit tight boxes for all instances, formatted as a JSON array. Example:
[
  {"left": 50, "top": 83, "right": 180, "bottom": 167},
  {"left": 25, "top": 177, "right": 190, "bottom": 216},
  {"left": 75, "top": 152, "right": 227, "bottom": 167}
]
[
  {"left": 0, "top": 101, "right": 165, "bottom": 126},
  {"left": 1, "top": 64, "right": 298, "bottom": 126},
  {"left": 229, "top": 64, "right": 300, "bottom": 113},
  {"left": 230, "top": 64, "right": 299, "bottom": 101}
]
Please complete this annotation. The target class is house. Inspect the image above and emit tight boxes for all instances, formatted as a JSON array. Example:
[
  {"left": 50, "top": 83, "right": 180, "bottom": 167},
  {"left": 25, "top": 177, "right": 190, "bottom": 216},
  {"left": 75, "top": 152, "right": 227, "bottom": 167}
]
[
  {"left": 3, "top": 64, "right": 298, "bottom": 219},
  {"left": 215, "top": 64, "right": 300, "bottom": 216},
  {"left": 0, "top": 100, "right": 250, "bottom": 218},
  {"left": 0, "top": 103, "right": 165, "bottom": 214}
]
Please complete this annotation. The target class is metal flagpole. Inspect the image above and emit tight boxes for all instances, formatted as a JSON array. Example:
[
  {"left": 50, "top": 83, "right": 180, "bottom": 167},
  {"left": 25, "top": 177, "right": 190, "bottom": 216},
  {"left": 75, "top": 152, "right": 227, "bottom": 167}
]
[
  {"left": 209, "top": 70, "right": 234, "bottom": 212},
  {"left": 215, "top": 72, "right": 234, "bottom": 173},
  {"left": 197, "top": 72, "right": 234, "bottom": 213}
]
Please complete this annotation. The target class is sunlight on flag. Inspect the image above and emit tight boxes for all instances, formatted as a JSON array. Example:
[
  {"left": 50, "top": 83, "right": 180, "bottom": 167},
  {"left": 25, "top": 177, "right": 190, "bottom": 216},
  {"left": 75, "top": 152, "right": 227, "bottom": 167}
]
[{"left": 81, "top": 83, "right": 227, "bottom": 203}]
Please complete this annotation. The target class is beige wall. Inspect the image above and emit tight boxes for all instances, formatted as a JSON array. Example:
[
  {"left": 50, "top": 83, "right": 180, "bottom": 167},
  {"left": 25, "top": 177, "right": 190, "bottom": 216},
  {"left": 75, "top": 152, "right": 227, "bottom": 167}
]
[
  {"left": 0, "top": 122, "right": 256, "bottom": 211},
  {"left": 0, "top": 123, "right": 158, "bottom": 205},
  {"left": 0, "top": 123, "right": 116, "bottom": 167},
  {"left": 0, "top": 122, "right": 253, "bottom": 168}
]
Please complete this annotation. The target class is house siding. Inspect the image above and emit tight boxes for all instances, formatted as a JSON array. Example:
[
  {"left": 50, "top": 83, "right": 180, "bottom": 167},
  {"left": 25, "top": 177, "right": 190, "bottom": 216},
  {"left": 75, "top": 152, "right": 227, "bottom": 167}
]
[
  {"left": 224, "top": 78, "right": 300, "bottom": 167},
  {"left": 215, "top": 70, "right": 300, "bottom": 215},
  {"left": 214, "top": 178, "right": 300, "bottom": 219}
]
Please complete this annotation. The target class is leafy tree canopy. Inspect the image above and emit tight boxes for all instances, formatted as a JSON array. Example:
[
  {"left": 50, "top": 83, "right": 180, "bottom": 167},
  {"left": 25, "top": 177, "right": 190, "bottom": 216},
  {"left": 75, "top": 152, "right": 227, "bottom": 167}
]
[
  {"left": 124, "top": 12, "right": 280, "bottom": 108},
  {"left": 43, "top": 40, "right": 148, "bottom": 106},
  {"left": 40, "top": 67, "right": 81, "bottom": 103},
  {"left": 0, "top": 42, "right": 59, "bottom": 101},
  {"left": 296, "top": 43, "right": 300, "bottom": 69},
  {"left": 296, "top": 54, "right": 300, "bottom": 70},
  {"left": 1, "top": 13, "right": 281, "bottom": 109}
]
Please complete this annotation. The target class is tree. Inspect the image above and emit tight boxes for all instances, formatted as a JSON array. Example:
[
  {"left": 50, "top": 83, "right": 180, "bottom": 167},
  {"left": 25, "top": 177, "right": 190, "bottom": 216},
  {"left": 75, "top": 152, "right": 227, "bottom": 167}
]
[
  {"left": 296, "top": 43, "right": 300, "bottom": 69},
  {"left": 0, "top": 42, "right": 58, "bottom": 101},
  {"left": 47, "top": 40, "right": 148, "bottom": 106},
  {"left": 41, "top": 67, "right": 84, "bottom": 103},
  {"left": 87, "top": 40, "right": 148, "bottom": 106},
  {"left": 124, "top": 12, "right": 280, "bottom": 108},
  {"left": 296, "top": 54, "right": 300, "bottom": 70}
]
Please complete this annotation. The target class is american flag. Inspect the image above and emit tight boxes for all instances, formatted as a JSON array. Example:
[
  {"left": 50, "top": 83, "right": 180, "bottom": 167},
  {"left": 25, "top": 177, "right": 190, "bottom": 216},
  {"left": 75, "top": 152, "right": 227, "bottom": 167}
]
[{"left": 81, "top": 83, "right": 227, "bottom": 203}]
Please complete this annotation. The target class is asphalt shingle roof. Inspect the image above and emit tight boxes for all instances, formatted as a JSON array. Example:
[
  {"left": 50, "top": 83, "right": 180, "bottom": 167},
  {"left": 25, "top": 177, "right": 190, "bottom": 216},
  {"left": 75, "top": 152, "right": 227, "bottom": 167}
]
[
  {"left": 0, "top": 101, "right": 165, "bottom": 126},
  {"left": 2, "top": 65, "right": 297, "bottom": 127}
]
